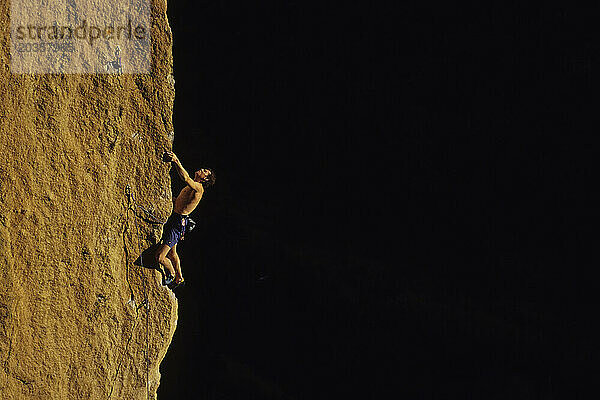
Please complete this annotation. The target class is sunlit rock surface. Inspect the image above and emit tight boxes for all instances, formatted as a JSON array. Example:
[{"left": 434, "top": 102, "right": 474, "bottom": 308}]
[{"left": 0, "top": 1, "right": 178, "bottom": 398}]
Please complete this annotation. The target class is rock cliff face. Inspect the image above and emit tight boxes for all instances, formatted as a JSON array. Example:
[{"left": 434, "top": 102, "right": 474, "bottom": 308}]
[{"left": 0, "top": 1, "right": 178, "bottom": 399}]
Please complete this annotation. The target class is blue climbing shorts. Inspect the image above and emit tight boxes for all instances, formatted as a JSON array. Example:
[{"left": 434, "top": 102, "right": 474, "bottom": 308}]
[{"left": 161, "top": 213, "right": 189, "bottom": 248}]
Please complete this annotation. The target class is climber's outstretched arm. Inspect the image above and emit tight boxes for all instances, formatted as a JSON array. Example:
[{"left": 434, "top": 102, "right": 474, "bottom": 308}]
[{"left": 164, "top": 151, "right": 203, "bottom": 192}]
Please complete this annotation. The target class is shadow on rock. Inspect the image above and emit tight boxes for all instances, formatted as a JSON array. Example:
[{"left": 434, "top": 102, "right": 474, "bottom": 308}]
[{"left": 134, "top": 243, "right": 163, "bottom": 274}]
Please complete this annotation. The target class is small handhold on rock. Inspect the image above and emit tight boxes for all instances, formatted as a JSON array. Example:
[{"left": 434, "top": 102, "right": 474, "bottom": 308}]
[{"left": 127, "top": 297, "right": 136, "bottom": 309}]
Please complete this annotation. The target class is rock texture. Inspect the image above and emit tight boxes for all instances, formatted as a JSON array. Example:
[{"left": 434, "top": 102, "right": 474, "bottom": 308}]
[{"left": 0, "top": 1, "right": 178, "bottom": 399}]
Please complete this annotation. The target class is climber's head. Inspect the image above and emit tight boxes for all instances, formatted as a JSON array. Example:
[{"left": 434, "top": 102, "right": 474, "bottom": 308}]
[{"left": 194, "top": 168, "right": 215, "bottom": 187}]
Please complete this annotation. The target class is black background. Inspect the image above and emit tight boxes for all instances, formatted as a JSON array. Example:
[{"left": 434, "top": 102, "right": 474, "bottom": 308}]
[{"left": 158, "top": 2, "right": 597, "bottom": 399}]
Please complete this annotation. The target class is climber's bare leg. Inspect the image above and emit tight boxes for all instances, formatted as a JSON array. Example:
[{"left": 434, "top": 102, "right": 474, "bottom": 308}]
[
  {"left": 156, "top": 244, "right": 176, "bottom": 278},
  {"left": 167, "top": 244, "right": 184, "bottom": 284}
]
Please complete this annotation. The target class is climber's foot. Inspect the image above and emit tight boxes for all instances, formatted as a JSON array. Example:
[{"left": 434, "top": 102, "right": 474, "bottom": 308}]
[
  {"left": 168, "top": 279, "right": 185, "bottom": 290},
  {"left": 162, "top": 271, "right": 175, "bottom": 286},
  {"left": 167, "top": 274, "right": 184, "bottom": 289},
  {"left": 175, "top": 274, "right": 184, "bottom": 285}
]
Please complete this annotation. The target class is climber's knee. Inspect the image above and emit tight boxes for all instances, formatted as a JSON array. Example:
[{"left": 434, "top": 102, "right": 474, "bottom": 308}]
[{"left": 156, "top": 244, "right": 171, "bottom": 265}]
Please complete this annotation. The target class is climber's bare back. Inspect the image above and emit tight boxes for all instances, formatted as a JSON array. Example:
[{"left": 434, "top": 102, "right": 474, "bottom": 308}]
[{"left": 173, "top": 185, "right": 204, "bottom": 215}]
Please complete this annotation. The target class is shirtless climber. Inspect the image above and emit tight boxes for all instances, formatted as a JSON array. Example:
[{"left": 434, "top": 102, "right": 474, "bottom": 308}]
[{"left": 156, "top": 151, "right": 215, "bottom": 287}]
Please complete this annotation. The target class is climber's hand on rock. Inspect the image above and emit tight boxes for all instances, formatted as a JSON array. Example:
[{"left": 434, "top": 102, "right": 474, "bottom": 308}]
[{"left": 163, "top": 151, "right": 178, "bottom": 163}]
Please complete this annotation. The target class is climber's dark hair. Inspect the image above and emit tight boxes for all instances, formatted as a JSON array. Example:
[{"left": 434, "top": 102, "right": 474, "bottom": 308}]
[{"left": 202, "top": 169, "right": 216, "bottom": 188}]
